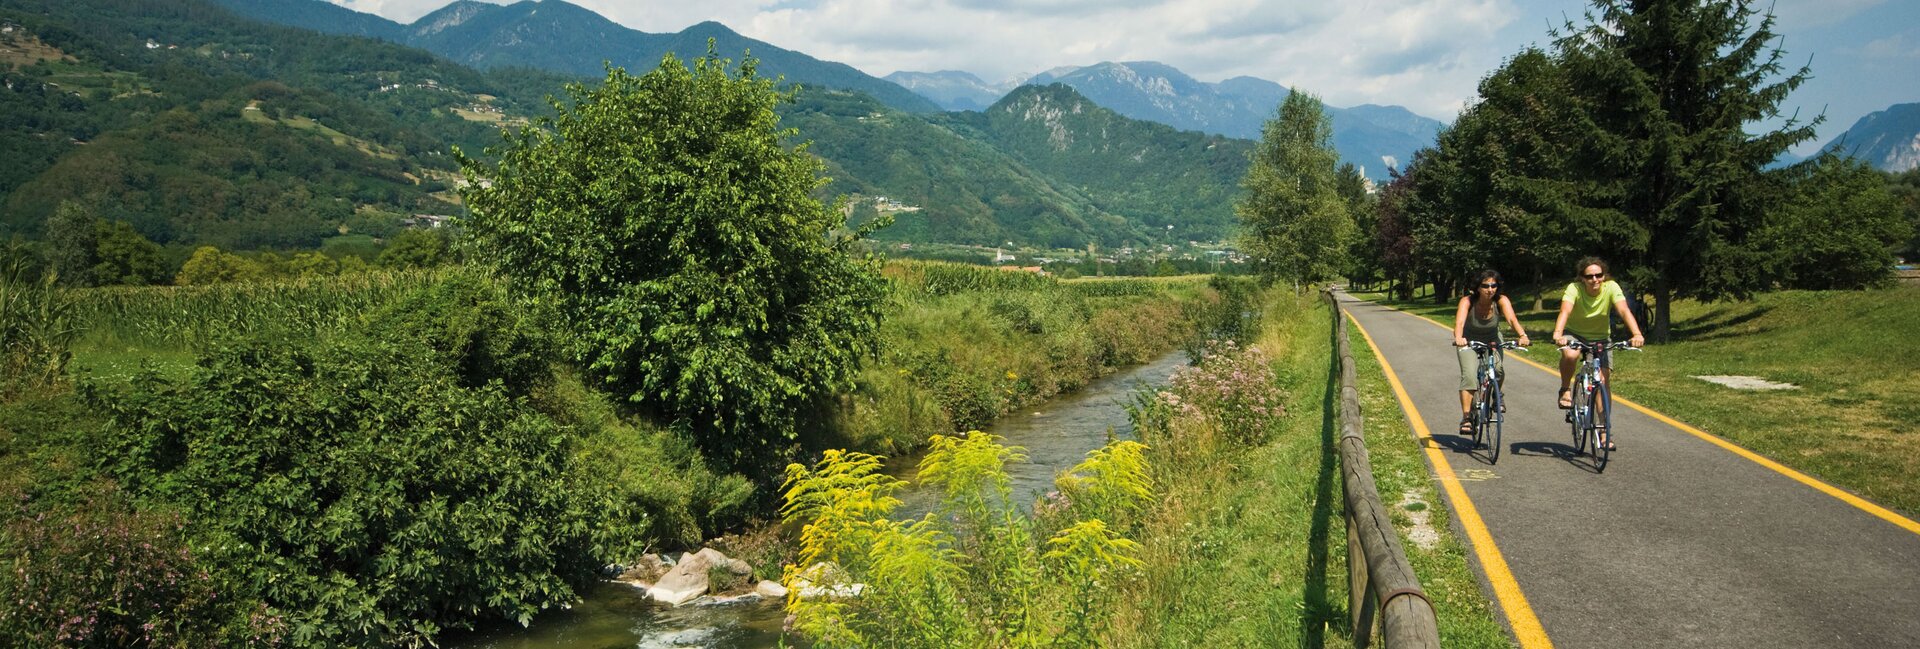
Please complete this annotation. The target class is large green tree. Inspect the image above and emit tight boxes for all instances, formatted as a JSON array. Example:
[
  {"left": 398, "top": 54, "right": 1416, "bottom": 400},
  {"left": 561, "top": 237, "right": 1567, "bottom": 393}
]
[
  {"left": 1236, "top": 91, "right": 1353, "bottom": 287},
  {"left": 459, "top": 51, "right": 890, "bottom": 472},
  {"left": 1756, "top": 157, "right": 1912, "bottom": 289},
  {"left": 1553, "top": 0, "right": 1817, "bottom": 340},
  {"left": 1405, "top": 48, "right": 1586, "bottom": 304}
]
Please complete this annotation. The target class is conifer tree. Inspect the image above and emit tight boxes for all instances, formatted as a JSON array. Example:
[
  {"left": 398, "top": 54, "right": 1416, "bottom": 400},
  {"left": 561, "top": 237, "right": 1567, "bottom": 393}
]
[{"left": 1553, "top": 0, "right": 1817, "bottom": 340}]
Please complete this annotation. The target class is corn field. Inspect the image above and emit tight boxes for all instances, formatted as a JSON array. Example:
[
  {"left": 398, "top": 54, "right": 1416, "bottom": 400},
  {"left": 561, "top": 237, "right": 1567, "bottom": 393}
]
[
  {"left": 885, "top": 261, "right": 1060, "bottom": 296},
  {"left": 69, "top": 269, "right": 448, "bottom": 350},
  {"left": 1, "top": 255, "right": 82, "bottom": 394}
]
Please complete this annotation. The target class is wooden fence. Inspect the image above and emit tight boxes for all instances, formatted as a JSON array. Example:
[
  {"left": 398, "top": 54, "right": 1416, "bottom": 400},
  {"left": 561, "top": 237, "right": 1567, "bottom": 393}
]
[{"left": 1328, "top": 290, "right": 1442, "bottom": 648}]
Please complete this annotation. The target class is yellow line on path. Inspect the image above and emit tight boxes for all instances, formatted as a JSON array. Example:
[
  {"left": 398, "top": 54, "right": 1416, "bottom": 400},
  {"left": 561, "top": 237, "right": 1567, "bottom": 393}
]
[
  {"left": 1365, "top": 297, "right": 1920, "bottom": 537},
  {"left": 1342, "top": 310, "right": 1555, "bottom": 649}
]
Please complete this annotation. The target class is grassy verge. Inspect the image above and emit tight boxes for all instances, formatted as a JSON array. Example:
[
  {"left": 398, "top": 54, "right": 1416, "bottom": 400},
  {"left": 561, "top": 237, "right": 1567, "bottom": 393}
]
[
  {"left": 1348, "top": 285, "right": 1920, "bottom": 518},
  {"left": 1111, "top": 290, "right": 1508, "bottom": 647},
  {"left": 1344, "top": 307, "right": 1512, "bottom": 647}
]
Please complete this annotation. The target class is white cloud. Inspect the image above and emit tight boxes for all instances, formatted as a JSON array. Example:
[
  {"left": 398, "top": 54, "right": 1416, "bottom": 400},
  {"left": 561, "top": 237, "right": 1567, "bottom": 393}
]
[
  {"left": 1858, "top": 33, "right": 1920, "bottom": 60},
  {"left": 325, "top": 0, "right": 1514, "bottom": 118}
]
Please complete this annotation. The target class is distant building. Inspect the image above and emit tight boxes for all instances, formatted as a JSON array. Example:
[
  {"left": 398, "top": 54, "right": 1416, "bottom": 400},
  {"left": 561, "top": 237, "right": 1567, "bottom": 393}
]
[{"left": 405, "top": 214, "right": 453, "bottom": 229}]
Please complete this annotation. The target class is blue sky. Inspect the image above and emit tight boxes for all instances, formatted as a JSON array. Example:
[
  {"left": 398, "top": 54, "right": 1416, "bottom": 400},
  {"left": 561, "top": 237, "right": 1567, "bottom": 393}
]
[{"left": 336, "top": 0, "right": 1918, "bottom": 154}]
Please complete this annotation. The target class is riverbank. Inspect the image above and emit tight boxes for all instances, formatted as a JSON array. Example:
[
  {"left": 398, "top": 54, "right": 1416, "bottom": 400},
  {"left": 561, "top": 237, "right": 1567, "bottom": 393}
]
[
  {"left": 0, "top": 262, "right": 1220, "bottom": 647},
  {"left": 1110, "top": 289, "right": 1509, "bottom": 647}
]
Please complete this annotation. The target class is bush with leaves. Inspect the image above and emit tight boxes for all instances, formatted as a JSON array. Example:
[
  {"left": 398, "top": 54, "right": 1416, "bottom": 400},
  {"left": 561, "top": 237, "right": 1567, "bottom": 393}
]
[
  {"left": 459, "top": 50, "right": 889, "bottom": 474},
  {"left": 779, "top": 432, "right": 1151, "bottom": 648},
  {"left": 0, "top": 483, "right": 284, "bottom": 648},
  {"left": 86, "top": 290, "right": 604, "bottom": 646}
]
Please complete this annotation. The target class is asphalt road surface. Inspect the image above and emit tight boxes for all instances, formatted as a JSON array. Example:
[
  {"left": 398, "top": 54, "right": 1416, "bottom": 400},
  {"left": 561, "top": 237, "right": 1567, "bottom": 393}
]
[{"left": 1334, "top": 290, "right": 1920, "bottom": 648}]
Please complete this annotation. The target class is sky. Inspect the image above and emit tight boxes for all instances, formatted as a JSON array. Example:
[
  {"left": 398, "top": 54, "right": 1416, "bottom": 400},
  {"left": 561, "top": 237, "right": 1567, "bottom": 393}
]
[{"left": 334, "top": 0, "right": 1919, "bottom": 155}]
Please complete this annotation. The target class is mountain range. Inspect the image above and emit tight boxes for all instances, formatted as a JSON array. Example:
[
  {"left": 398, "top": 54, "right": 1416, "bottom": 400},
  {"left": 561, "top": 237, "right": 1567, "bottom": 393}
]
[
  {"left": 966, "top": 61, "right": 1446, "bottom": 180},
  {"left": 210, "top": 0, "right": 941, "bottom": 113},
  {"left": 0, "top": 0, "right": 1255, "bottom": 250},
  {"left": 225, "top": 0, "right": 1441, "bottom": 179},
  {"left": 882, "top": 70, "right": 1019, "bottom": 112},
  {"left": 1820, "top": 103, "right": 1920, "bottom": 173}
]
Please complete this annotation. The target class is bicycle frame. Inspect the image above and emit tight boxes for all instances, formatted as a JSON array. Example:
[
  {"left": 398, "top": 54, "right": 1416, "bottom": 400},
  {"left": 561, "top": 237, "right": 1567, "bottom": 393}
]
[
  {"left": 1465, "top": 341, "right": 1523, "bottom": 464},
  {"left": 1562, "top": 340, "right": 1636, "bottom": 470}
]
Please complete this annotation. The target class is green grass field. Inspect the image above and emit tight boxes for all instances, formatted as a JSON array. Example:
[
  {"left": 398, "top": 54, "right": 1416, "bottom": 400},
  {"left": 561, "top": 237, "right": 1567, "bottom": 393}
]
[
  {"left": 1112, "top": 291, "right": 1510, "bottom": 647},
  {"left": 1349, "top": 285, "right": 1920, "bottom": 518}
]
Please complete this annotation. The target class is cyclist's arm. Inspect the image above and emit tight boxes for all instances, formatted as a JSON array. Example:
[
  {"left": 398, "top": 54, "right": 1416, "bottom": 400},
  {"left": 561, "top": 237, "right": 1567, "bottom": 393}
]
[
  {"left": 1498, "top": 295, "right": 1531, "bottom": 346},
  {"left": 1452, "top": 295, "right": 1470, "bottom": 346},
  {"left": 1551, "top": 296, "right": 1574, "bottom": 346},
  {"left": 1611, "top": 296, "right": 1646, "bottom": 347}
]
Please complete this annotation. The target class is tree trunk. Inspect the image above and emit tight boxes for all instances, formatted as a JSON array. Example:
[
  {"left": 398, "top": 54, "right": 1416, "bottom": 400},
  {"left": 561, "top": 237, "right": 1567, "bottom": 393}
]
[
  {"left": 1530, "top": 268, "right": 1545, "bottom": 312},
  {"left": 1652, "top": 274, "right": 1672, "bottom": 343}
]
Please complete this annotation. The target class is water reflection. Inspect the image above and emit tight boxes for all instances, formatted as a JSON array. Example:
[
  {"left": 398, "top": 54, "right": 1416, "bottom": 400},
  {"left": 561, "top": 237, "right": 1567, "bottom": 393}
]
[{"left": 892, "top": 351, "right": 1189, "bottom": 517}]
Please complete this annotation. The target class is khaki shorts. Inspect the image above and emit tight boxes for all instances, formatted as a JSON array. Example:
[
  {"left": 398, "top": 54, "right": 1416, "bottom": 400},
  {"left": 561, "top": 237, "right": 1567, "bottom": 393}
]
[
  {"left": 1565, "top": 333, "right": 1613, "bottom": 370},
  {"left": 1457, "top": 344, "right": 1505, "bottom": 391}
]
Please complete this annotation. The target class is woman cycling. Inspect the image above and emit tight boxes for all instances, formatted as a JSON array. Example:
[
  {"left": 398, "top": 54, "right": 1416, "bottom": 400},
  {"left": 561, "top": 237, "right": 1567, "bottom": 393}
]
[
  {"left": 1452, "top": 269, "right": 1530, "bottom": 434},
  {"left": 1550, "top": 257, "right": 1645, "bottom": 424}
]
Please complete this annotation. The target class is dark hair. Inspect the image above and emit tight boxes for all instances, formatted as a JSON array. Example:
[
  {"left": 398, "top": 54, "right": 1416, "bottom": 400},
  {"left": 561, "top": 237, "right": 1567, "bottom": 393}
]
[
  {"left": 1466, "top": 269, "right": 1503, "bottom": 298},
  {"left": 1575, "top": 256, "right": 1609, "bottom": 278}
]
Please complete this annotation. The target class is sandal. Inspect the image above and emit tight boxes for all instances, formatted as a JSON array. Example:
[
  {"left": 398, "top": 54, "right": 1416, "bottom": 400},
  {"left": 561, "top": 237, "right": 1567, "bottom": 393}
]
[
  {"left": 1557, "top": 388, "right": 1572, "bottom": 409},
  {"left": 1458, "top": 415, "right": 1474, "bottom": 434}
]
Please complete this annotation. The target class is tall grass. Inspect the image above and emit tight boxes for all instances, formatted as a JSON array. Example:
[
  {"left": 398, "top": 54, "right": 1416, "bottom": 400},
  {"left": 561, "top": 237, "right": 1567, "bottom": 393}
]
[
  {"left": 831, "top": 262, "right": 1210, "bottom": 454},
  {"left": 1, "top": 252, "right": 82, "bottom": 396},
  {"left": 1112, "top": 288, "right": 1509, "bottom": 647}
]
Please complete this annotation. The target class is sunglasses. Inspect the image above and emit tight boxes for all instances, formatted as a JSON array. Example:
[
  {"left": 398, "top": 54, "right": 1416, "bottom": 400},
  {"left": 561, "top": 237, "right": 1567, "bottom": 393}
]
[
  {"left": 1479, "top": 283, "right": 1500, "bottom": 289},
  {"left": 1581, "top": 273, "right": 1605, "bottom": 280}
]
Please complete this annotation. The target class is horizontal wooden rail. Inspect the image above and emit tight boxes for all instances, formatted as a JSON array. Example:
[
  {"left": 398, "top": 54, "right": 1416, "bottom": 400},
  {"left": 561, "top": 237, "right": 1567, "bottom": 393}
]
[{"left": 1329, "top": 289, "right": 1441, "bottom": 648}]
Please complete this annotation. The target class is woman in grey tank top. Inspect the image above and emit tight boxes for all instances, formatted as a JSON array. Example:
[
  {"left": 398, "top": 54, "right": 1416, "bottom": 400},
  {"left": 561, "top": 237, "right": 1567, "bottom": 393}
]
[{"left": 1453, "top": 270, "right": 1530, "bottom": 433}]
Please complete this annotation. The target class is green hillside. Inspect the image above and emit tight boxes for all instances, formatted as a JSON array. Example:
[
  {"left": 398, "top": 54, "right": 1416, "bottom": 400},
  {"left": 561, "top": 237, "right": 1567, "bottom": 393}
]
[
  {"left": 0, "top": 0, "right": 1250, "bottom": 256},
  {"left": 0, "top": 0, "right": 572, "bottom": 248},
  {"left": 948, "top": 84, "right": 1253, "bottom": 242},
  {"left": 786, "top": 90, "right": 1134, "bottom": 247}
]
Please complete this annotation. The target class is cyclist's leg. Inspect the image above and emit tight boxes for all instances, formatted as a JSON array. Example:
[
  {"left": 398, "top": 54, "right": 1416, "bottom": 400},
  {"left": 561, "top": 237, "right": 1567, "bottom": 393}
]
[
  {"left": 1557, "top": 345, "right": 1579, "bottom": 407},
  {"left": 1457, "top": 346, "right": 1479, "bottom": 430}
]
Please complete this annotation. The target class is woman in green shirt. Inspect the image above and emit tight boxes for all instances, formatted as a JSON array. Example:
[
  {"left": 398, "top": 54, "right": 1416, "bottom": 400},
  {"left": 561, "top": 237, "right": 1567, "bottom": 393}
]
[{"left": 1550, "top": 257, "right": 1645, "bottom": 411}]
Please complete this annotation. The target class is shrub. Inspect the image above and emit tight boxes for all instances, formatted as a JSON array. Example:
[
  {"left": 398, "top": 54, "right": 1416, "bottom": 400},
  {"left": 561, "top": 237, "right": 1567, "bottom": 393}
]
[
  {"left": 88, "top": 336, "right": 601, "bottom": 646},
  {"left": 1140, "top": 338, "right": 1285, "bottom": 447},
  {"left": 0, "top": 483, "right": 284, "bottom": 648}
]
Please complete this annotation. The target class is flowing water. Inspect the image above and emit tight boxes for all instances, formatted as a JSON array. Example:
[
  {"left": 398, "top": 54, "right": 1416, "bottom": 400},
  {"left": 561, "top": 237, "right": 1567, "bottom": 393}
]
[{"left": 446, "top": 350, "right": 1189, "bottom": 649}]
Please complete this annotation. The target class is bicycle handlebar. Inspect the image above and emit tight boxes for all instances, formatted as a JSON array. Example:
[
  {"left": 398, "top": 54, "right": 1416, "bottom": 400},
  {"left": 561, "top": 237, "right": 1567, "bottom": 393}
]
[
  {"left": 1464, "top": 341, "right": 1528, "bottom": 352},
  {"left": 1557, "top": 340, "right": 1642, "bottom": 352}
]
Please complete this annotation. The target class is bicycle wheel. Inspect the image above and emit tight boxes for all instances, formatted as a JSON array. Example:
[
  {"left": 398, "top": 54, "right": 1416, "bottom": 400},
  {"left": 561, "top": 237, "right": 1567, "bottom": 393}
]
[
  {"left": 1569, "top": 380, "right": 1587, "bottom": 454},
  {"left": 1485, "top": 380, "right": 1503, "bottom": 464},
  {"left": 1469, "top": 389, "right": 1488, "bottom": 447},
  {"left": 1590, "top": 382, "right": 1612, "bottom": 472}
]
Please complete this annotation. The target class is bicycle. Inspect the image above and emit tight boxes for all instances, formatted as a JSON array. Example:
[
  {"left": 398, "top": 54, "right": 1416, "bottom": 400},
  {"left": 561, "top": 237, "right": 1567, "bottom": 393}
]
[
  {"left": 1465, "top": 340, "right": 1525, "bottom": 464},
  {"left": 1559, "top": 340, "right": 1640, "bottom": 472}
]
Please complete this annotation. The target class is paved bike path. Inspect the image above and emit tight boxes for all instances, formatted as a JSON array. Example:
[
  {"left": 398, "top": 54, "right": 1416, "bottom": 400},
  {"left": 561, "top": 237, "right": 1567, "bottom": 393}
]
[{"left": 1335, "top": 291, "right": 1920, "bottom": 648}]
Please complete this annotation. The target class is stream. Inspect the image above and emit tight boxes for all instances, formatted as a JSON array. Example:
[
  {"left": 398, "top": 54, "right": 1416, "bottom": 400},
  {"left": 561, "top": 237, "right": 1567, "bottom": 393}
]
[{"left": 446, "top": 350, "right": 1189, "bottom": 649}]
